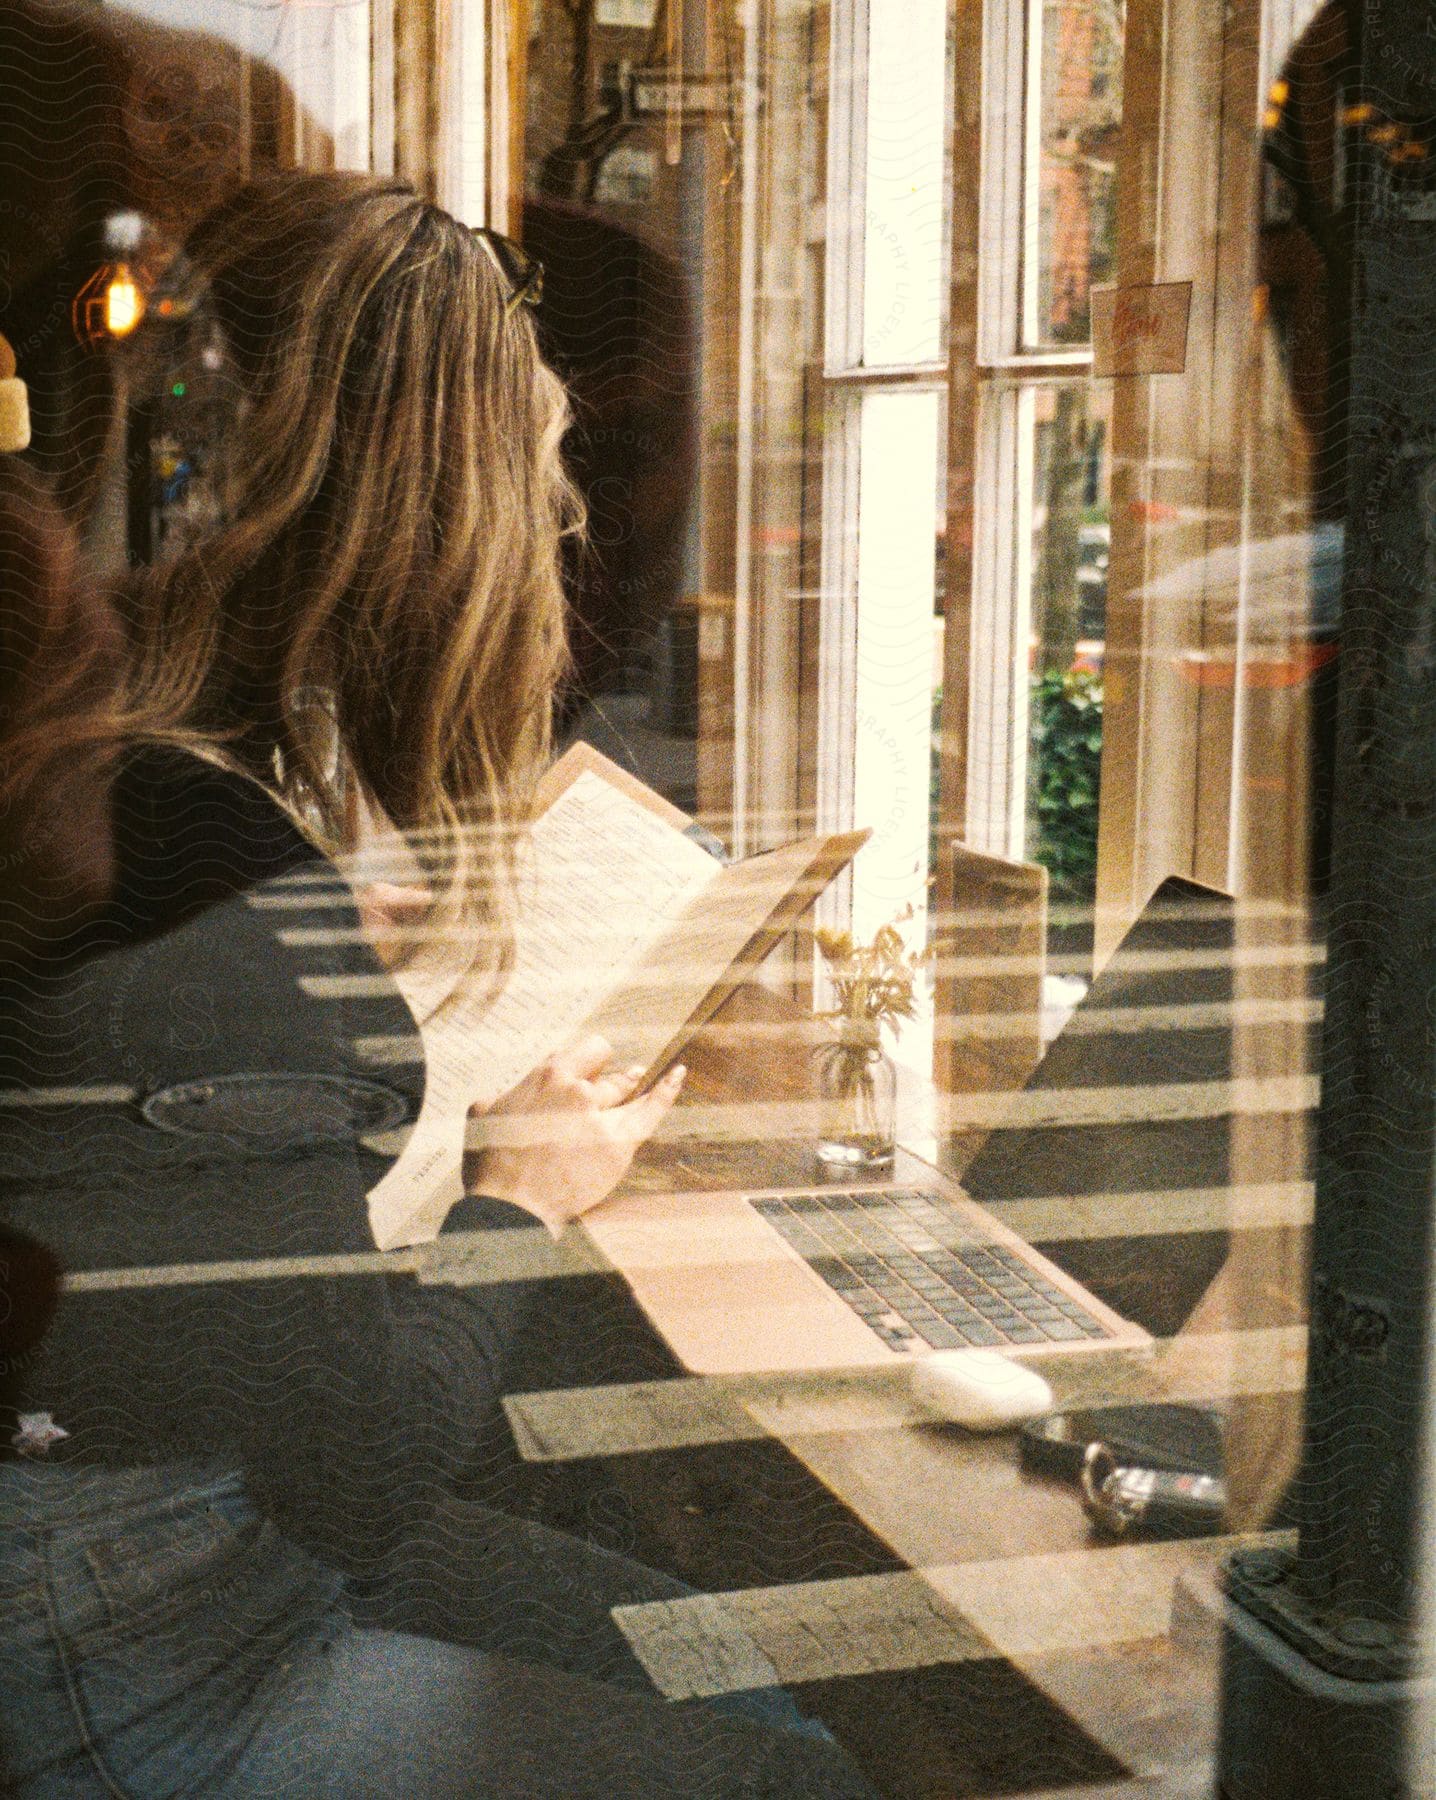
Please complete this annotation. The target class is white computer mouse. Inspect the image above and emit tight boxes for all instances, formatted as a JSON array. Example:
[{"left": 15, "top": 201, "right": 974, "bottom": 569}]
[{"left": 910, "top": 1348, "right": 1054, "bottom": 1431}]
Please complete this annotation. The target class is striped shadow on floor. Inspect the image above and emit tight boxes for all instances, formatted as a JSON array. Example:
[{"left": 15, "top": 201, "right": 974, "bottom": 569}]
[
  {"left": 612, "top": 1532, "right": 1292, "bottom": 1699},
  {"left": 503, "top": 1327, "right": 1307, "bottom": 1463},
  {"left": 59, "top": 1224, "right": 607, "bottom": 1292}
]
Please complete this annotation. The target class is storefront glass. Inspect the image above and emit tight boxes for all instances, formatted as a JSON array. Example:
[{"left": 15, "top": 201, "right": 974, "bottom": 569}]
[{"left": 3, "top": 0, "right": 1435, "bottom": 1792}]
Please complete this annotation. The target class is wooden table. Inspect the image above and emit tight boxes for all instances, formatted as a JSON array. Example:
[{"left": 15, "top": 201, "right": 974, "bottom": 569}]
[{"left": 493, "top": 980, "right": 1306, "bottom": 1798}]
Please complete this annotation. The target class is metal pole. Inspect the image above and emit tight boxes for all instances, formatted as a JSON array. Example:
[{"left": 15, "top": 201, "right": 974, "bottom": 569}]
[{"left": 1217, "top": 3, "right": 1436, "bottom": 1793}]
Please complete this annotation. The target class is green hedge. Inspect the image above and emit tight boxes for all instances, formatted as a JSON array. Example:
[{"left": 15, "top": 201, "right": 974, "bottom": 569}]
[
  {"left": 1029, "top": 667, "right": 1103, "bottom": 899},
  {"left": 930, "top": 668, "right": 1103, "bottom": 902}
]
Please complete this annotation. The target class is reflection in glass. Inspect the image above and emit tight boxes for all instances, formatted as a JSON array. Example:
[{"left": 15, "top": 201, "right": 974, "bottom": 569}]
[
  {"left": 863, "top": 0, "right": 948, "bottom": 366},
  {"left": 1024, "top": 380, "right": 1111, "bottom": 909},
  {"left": 520, "top": 0, "right": 740, "bottom": 811},
  {"left": 115, "top": 0, "right": 372, "bottom": 171},
  {"left": 1027, "top": 0, "right": 1125, "bottom": 346}
]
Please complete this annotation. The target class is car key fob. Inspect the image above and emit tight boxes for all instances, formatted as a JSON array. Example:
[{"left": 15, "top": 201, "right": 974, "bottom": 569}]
[{"left": 1080, "top": 1440, "right": 1227, "bottom": 1538}]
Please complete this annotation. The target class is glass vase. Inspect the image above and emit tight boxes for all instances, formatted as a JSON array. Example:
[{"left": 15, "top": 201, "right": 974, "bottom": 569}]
[{"left": 814, "top": 1024, "right": 897, "bottom": 1172}]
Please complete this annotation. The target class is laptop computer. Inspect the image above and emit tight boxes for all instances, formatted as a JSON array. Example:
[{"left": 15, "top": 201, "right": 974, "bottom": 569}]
[
  {"left": 581, "top": 1173, "right": 1150, "bottom": 1374},
  {"left": 582, "top": 876, "right": 1257, "bottom": 1376}
]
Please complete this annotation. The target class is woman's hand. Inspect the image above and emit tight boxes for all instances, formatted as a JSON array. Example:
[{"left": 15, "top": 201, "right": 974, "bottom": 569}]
[{"left": 463, "top": 1033, "right": 687, "bottom": 1235}]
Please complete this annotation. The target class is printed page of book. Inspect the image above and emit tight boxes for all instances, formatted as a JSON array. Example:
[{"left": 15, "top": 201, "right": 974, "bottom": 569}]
[{"left": 367, "top": 769, "right": 721, "bottom": 1249}]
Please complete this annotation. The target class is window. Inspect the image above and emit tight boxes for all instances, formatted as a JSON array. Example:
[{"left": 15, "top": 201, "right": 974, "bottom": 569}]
[
  {"left": 945, "top": 0, "right": 1125, "bottom": 1019},
  {"left": 517, "top": 0, "right": 1123, "bottom": 1091},
  {"left": 1029, "top": 0, "right": 1124, "bottom": 346},
  {"left": 812, "top": 0, "right": 953, "bottom": 1098}
]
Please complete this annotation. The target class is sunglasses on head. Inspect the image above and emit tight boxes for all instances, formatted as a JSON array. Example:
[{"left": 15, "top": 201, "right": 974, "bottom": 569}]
[{"left": 473, "top": 228, "right": 543, "bottom": 317}]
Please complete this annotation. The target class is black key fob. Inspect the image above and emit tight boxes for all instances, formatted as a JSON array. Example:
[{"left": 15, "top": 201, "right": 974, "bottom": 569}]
[{"left": 1080, "top": 1441, "right": 1227, "bottom": 1538}]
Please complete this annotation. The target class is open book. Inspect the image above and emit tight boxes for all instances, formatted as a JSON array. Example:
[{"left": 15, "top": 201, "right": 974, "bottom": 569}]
[{"left": 367, "top": 745, "right": 867, "bottom": 1249}]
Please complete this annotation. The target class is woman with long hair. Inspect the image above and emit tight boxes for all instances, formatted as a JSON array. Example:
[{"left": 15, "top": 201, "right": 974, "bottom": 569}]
[
  {"left": 126, "top": 174, "right": 570, "bottom": 946},
  {"left": 0, "top": 173, "right": 876, "bottom": 1798}
]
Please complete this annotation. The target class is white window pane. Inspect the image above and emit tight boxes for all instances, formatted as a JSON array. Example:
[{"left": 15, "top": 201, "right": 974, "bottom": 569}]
[
  {"left": 596, "top": 0, "right": 657, "bottom": 24},
  {"left": 863, "top": 0, "right": 947, "bottom": 366},
  {"left": 852, "top": 390, "right": 941, "bottom": 1077}
]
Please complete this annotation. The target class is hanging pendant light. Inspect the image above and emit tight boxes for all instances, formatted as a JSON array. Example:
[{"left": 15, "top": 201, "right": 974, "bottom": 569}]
[{"left": 73, "top": 213, "right": 153, "bottom": 347}]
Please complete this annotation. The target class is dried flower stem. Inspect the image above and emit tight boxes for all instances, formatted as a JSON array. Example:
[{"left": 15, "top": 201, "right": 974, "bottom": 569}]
[{"left": 813, "top": 906, "right": 931, "bottom": 1042}]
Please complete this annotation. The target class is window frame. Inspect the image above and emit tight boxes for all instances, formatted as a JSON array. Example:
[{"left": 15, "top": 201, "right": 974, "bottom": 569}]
[
  {"left": 944, "top": 0, "right": 1099, "bottom": 874},
  {"left": 811, "top": 0, "right": 950, "bottom": 945}
]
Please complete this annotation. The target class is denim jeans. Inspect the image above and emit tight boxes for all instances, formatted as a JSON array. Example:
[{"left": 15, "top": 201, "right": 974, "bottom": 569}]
[{"left": 0, "top": 1462, "right": 878, "bottom": 1799}]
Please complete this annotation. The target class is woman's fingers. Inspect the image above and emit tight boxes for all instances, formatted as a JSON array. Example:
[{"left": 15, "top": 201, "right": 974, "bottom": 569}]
[
  {"left": 590, "top": 1063, "right": 647, "bottom": 1106},
  {"left": 618, "top": 1064, "right": 686, "bottom": 1139},
  {"left": 549, "top": 1033, "right": 615, "bottom": 1083},
  {"left": 468, "top": 1054, "right": 686, "bottom": 1237}
]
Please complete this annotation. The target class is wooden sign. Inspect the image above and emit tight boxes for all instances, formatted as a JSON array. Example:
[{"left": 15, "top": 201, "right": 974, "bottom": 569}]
[
  {"left": 1091, "top": 282, "right": 1192, "bottom": 377},
  {"left": 597, "top": 0, "right": 657, "bottom": 24},
  {"left": 631, "top": 73, "right": 732, "bottom": 116}
]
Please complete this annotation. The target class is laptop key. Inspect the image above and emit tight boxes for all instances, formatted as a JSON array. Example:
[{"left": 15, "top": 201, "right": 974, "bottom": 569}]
[
  {"left": 751, "top": 1188, "right": 1116, "bottom": 1355},
  {"left": 1039, "top": 1318, "right": 1089, "bottom": 1341},
  {"left": 873, "top": 1280, "right": 916, "bottom": 1303}
]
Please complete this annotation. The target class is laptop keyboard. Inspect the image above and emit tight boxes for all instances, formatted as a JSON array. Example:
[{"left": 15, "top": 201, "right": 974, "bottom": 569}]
[{"left": 750, "top": 1189, "right": 1113, "bottom": 1354}]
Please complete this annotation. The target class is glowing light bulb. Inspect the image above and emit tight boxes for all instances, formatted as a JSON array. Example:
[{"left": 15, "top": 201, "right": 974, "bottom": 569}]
[
  {"left": 72, "top": 215, "right": 167, "bottom": 347},
  {"left": 104, "top": 268, "right": 144, "bottom": 338}
]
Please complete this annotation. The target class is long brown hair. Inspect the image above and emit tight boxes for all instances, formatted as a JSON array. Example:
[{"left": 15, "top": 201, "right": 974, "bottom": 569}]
[{"left": 127, "top": 171, "right": 577, "bottom": 959}]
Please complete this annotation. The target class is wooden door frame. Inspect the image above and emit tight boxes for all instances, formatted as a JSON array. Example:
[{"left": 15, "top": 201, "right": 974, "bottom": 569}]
[
  {"left": 381, "top": 0, "right": 504, "bottom": 222},
  {"left": 1093, "top": 0, "right": 1275, "bottom": 955}
]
